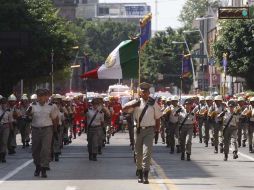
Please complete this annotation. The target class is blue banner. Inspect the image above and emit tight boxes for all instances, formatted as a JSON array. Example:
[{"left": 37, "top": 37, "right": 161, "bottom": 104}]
[
  {"left": 140, "top": 13, "right": 152, "bottom": 49},
  {"left": 182, "top": 54, "right": 192, "bottom": 79}
]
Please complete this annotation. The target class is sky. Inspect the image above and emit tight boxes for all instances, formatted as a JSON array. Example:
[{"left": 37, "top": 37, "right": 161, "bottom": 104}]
[{"left": 99, "top": 0, "right": 186, "bottom": 31}]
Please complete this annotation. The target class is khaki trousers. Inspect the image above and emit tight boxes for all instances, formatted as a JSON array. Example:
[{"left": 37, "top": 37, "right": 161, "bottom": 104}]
[
  {"left": 32, "top": 126, "right": 53, "bottom": 168},
  {"left": 180, "top": 124, "right": 193, "bottom": 154},
  {"left": 0, "top": 125, "right": 10, "bottom": 154},
  {"left": 134, "top": 126, "right": 154, "bottom": 171}
]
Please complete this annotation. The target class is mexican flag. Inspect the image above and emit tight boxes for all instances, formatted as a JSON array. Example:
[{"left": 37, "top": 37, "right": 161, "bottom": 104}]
[{"left": 80, "top": 39, "right": 139, "bottom": 79}]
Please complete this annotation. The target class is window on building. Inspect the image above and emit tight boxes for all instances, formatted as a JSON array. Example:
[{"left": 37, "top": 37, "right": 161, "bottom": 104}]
[{"left": 99, "top": 7, "right": 109, "bottom": 15}]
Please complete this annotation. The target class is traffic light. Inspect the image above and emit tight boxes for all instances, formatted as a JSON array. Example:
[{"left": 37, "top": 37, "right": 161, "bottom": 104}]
[{"left": 218, "top": 7, "right": 249, "bottom": 19}]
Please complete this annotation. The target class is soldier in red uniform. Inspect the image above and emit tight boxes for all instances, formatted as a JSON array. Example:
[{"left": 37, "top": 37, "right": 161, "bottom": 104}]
[{"left": 111, "top": 97, "right": 122, "bottom": 134}]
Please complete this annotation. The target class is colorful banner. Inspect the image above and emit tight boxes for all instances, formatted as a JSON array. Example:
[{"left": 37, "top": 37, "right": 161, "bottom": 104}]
[
  {"left": 182, "top": 54, "right": 192, "bottom": 79},
  {"left": 140, "top": 13, "right": 152, "bottom": 49}
]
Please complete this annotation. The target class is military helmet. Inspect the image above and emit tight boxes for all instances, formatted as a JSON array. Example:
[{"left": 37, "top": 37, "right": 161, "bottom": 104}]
[
  {"left": 228, "top": 99, "right": 237, "bottom": 107},
  {"left": 250, "top": 97, "right": 254, "bottom": 102},
  {"left": 237, "top": 97, "right": 245, "bottom": 102},
  {"left": 214, "top": 95, "right": 223, "bottom": 101},
  {"left": 21, "top": 94, "right": 29, "bottom": 100},
  {"left": 199, "top": 96, "right": 205, "bottom": 101},
  {"left": 8, "top": 94, "right": 17, "bottom": 101},
  {"left": 171, "top": 95, "right": 179, "bottom": 101},
  {"left": 205, "top": 96, "right": 213, "bottom": 101},
  {"left": 31, "top": 94, "right": 37, "bottom": 100}
]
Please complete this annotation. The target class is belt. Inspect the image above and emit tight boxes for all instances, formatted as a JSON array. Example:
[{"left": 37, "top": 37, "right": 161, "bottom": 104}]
[
  {"left": 90, "top": 125, "right": 101, "bottom": 128},
  {"left": 32, "top": 125, "right": 52, "bottom": 130},
  {"left": 140, "top": 126, "right": 154, "bottom": 129}
]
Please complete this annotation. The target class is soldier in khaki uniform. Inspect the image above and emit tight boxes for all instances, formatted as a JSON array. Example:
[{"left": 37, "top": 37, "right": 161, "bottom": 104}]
[
  {"left": 27, "top": 89, "right": 58, "bottom": 178},
  {"left": 204, "top": 96, "right": 214, "bottom": 147},
  {"left": 123, "top": 82, "right": 162, "bottom": 184},
  {"left": 0, "top": 97, "right": 12, "bottom": 163},
  {"left": 178, "top": 99, "right": 195, "bottom": 161},
  {"left": 223, "top": 100, "right": 239, "bottom": 161}
]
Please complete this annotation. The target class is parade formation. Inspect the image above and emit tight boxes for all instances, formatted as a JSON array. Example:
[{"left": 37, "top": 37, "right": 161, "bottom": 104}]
[{"left": 1, "top": 83, "right": 254, "bottom": 185}]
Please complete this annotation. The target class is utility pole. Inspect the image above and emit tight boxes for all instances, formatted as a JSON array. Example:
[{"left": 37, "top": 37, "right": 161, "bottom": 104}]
[{"left": 51, "top": 49, "right": 54, "bottom": 94}]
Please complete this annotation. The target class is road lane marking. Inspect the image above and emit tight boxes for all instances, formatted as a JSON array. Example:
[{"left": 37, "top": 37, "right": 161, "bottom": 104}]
[
  {"left": 0, "top": 159, "right": 33, "bottom": 185},
  {"left": 65, "top": 186, "right": 78, "bottom": 190},
  {"left": 150, "top": 158, "right": 179, "bottom": 190},
  {"left": 230, "top": 148, "right": 254, "bottom": 161}
]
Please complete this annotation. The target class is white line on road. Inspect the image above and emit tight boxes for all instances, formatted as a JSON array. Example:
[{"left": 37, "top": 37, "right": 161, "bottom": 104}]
[
  {"left": 65, "top": 186, "right": 78, "bottom": 190},
  {"left": 0, "top": 159, "right": 33, "bottom": 185},
  {"left": 230, "top": 148, "right": 254, "bottom": 161}
]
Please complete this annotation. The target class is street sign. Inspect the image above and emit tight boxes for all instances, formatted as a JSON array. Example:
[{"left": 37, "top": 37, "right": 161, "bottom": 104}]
[
  {"left": 218, "top": 7, "right": 250, "bottom": 19},
  {"left": 191, "top": 54, "right": 207, "bottom": 59}
]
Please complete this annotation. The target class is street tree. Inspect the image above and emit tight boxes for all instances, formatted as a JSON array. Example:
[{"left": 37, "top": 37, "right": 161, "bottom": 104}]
[
  {"left": 213, "top": 19, "right": 254, "bottom": 90},
  {"left": 0, "top": 0, "right": 76, "bottom": 95}
]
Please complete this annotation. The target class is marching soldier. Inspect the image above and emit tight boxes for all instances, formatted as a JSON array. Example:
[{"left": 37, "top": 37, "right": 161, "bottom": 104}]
[
  {"left": 27, "top": 89, "right": 58, "bottom": 178},
  {"left": 0, "top": 97, "right": 12, "bottom": 163},
  {"left": 243, "top": 97, "right": 254, "bottom": 152},
  {"left": 204, "top": 96, "right": 214, "bottom": 147},
  {"left": 159, "top": 97, "right": 167, "bottom": 144},
  {"left": 213, "top": 95, "right": 226, "bottom": 154},
  {"left": 7, "top": 94, "right": 18, "bottom": 155},
  {"left": 194, "top": 96, "right": 208, "bottom": 143},
  {"left": 223, "top": 100, "right": 239, "bottom": 161},
  {"left": 17, "top": 94, "right": 31, "bottom": 148},
  {"left": 86, "top": 98, "right": 107, "bottom": 161},
  {"left": 123, "top": 82, "right": 162, "bottom": 184},
  {"left": 236, "top": 97, "right": 248, "bottom": 147},
  {"left": 178, "top": 99, "right": 195, "bottom": 161},
  {"left": 167, "top": 96, "right": 182, "bottom": 153}
]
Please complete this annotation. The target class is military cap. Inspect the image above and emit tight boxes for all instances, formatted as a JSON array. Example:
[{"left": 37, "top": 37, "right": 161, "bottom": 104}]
[
  {"left": 91, "top": 98, "right": 101, "bottom": 105},
  {"left": 184, "top": 98, "right": 192, "bottom": 105},
  {"left": 36, "top": 88, "right": 50, "bottom": 96},
  {"left": 228, "top": 99, "right": 237, "bottom": 107},
  {"left": 139, "top": 82, "right": 152, "bottom": 91}
]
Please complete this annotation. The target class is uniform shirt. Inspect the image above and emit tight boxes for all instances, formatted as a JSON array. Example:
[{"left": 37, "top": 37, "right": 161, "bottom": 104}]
[
  {"left": 193, "top": 103, "right": 208, "bottom": 116},
  {"left": 179, "top": 109, "right": 195, "bottom": 125},
  {"left": 30, "top": 102, "right": 58, "bottom": 127},
  {"left": 87, "top": 108, "right": 104, "bottom": 126},
  {"left": 133, "top": 98, "right": 162, "bottom": 127},
  {"left": 224, "top": 110, "right": 238, "bottom": 127},
  {"left": 246, "top": 105, "right": 254, "bottom": 122},
  {"left": 169, "top": 105, "right": 182, "bottom": 124},
  {"left": 19, "top": 104, "right": 29, "bottom": 119},
  {"left": 215, "top": 104, "right": 225, "bottom": 123},
  {"left": 0, "top": 106, "right": 12, "bottom": 125}
]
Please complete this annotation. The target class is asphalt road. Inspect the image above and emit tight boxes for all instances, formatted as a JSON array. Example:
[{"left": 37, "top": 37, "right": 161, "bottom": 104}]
[{"left": 1, "top": 130, "right": 254, "bottom": 190}]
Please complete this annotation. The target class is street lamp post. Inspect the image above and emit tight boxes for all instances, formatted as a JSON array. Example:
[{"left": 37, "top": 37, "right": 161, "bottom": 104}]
[{"left": 51, "top": 49, "right": 54, "bottom": 94}]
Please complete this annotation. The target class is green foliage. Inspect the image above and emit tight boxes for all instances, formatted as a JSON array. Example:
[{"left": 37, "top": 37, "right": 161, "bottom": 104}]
[
  {"left": 213, "top": 19, "right": 254, "bottom": 90},
  {"left": 0, "top": 0, "right": 76, "bottom": 95},
  {"left": 140, "top": 28, "right": 196, "bottom": 93}
]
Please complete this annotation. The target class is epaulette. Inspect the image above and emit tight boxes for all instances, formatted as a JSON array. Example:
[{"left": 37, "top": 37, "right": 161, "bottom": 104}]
[
  {"left": 32, "top": 102, "right": 37, "bottom": 105},
  {"left": 48, "top": 103, "right": 53, "bottom": 106}
]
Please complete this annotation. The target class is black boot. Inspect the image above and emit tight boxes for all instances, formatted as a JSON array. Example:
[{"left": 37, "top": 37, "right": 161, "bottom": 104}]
[
  {"left": 143, "top": 170, "right": 149, "bottom": 184},
  {"left": 204, "top": 140, "right": 208, "bottom": 147},
  {"left": 137, "top": 169, "right": 143, "bottom": 183},
  {"left": 170, "top": 147, "right": 174, "bottom": 154},
  {"left": 107, "top": 137, "right": 110, "bottom": 144},
  {"left": 41, "top": 167, "right": 47, "bottom": 178},
  {"left": 89, "top": 153, "right": 93, "bottom": 161},
  {"left": 176, "top": 145, "right": 181, "bottom": 153},
  {"left": 224, "top": 154, "right": 228, "bottom": 161},
  {"left": 181, "top": 152, "right": 185, "bottom": 160},
  {"left": 26, "top": 142, "right": 30, "bottom": 147},
  {"left": 2, "top": 153, "right": 6, "bottom": 163},
  {"left": 199, "top": 138, "right": 202, "bottom": 143},
  {"left": 220, "top": 143, "right": 224, "bottom": 153},
  {"left": 214, "top": 146, "right": 218, "bottom": 153},
  {"left": 249, "top": 145, "right": 253, "bottom": 153},
  {"left": 98, "top": 147, "right": 102, "bottom": 155},
  {"left": 238, "top": 140, "right": 241, "bottom": 147},
  {"left": 233, "top": 151, "right": 238, "bottom": 159},
  {"left": 211, "top": 138, "right": 214, "bottom": 146},
  {"left": 22, "top": 143, "right": 25, "bottom": 149},
  {"left": 242, "top": 140, "right": 246, "bottom": 147},
  {"left": 186, "top": 153, "right": 191, "bottom": 161},
  {"left": 54, "top": 153, "right": 59, "bottom": 162},
  {"left": 92, "top": 153, "right": 97, "bottom": 161},
  {"left": 162, "top": 138, "right": 165, "bottom": 144},
  {"left": 34, "top": 165, "right": 41, "bottom": 177},
  {"left": 0, "top": 153, "right": 2, "bottom": 162}
]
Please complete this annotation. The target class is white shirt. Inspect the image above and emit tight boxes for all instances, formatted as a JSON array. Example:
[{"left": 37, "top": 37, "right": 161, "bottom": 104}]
[
  {"left": 133, "top": 98, "right": 162, "bottom": 127},
  {"left": 30, "top": 102, "right": 58, "bottom": 127},
  {"left": 215, "top": 104, "right": 225, "bottom": 123},
  {"left": 169, "top": 105, "right": 182, "bottom": 123},
  {"left": 87, "top": 108, "right": 104, "bottom": 126}
]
